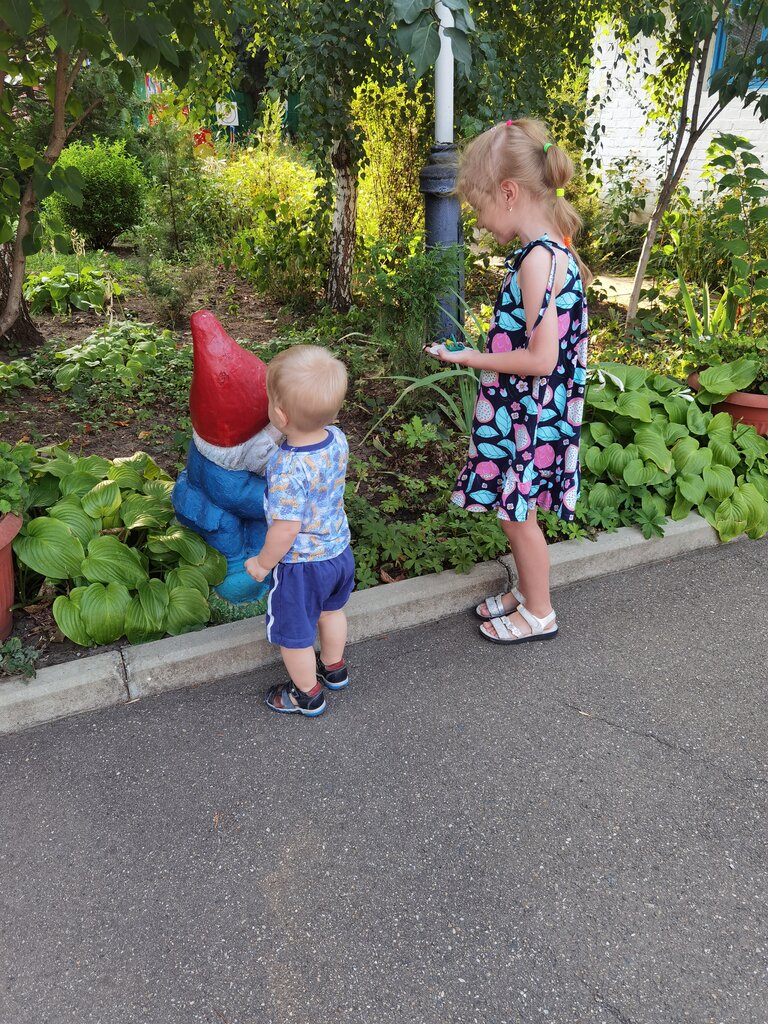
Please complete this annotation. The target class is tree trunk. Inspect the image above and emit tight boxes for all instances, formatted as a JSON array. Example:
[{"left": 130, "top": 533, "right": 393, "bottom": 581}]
[
  {"left": 0, "top": 242, "right": 43, "bottom": 353},
  {"left": 624, "top": 127, "right": 709, "bottom": 325},
  {"left": 625, "top": 191, "right": 672, "bottom": 325},
  {"left": 325, "top": 138, "right": 357, "bottom": 312}
]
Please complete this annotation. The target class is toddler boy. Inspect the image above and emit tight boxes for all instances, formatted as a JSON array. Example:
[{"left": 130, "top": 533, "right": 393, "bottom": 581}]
[{"left": 244, "top": 345, "right": 354, "bottom": 716}]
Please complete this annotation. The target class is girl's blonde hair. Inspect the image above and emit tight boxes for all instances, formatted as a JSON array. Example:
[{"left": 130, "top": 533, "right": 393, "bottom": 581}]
[
  {"left": 457, "top": 117, "right": 593, "bottom": 287},
  {"left": 267, "top": 345, "right": 348, "bottom": 432}
]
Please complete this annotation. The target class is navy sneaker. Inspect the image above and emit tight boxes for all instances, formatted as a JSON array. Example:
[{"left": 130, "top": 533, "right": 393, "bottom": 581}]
[{"left": 315, "top": 653, "right": 349, "bottom": 690}]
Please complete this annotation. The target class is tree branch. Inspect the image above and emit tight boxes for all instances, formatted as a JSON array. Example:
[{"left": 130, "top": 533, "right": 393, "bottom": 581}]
[
  {"left": 66, "top": 50, "right": 87, "bottom": 95},
  {"left": 661, "top": 28, "right": 699, "bottom": 188},
  {"left": 688, "top": 22, "right": 715, "bottom": 135},
  {"left": 65, "top": 98, "right": 103, "bottom": 140}
]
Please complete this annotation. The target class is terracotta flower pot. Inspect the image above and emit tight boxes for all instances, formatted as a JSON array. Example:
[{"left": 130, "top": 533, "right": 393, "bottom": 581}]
[
  {"left": 687, "top": 372, "right": 768, "bottom": 436},
  {"left": 0, "top": 513, "right": 23, "bottom": 642}
]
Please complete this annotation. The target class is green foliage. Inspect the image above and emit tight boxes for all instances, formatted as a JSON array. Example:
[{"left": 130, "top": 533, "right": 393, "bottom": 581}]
[
  {"left": 0, "top": 637, "right": 40, "bottom": 680},
  {"left": 357, "top": 237, "right": 463, "bottom": 373},
  {"left": 392, "top": 0, "right": 474, "bottom": 79},
  {"left": 43, "top": 138, "right": 145, "bottom": 249},
  {"left": 352, "top": 79, "right": 430, "bottom": 244},
  {"left": 0, "top": 441, "right": 36, "bottom": 517},
  {"left": 694, "top": 357, "right": 761, "bottom": 403},
  {"left": 591, "top": 156, "right": 650, "bottom": 272},
  {"left": 654, "top": 136, "right": 768, "bottom": 325},
  {"left": 12, "top": 448, "right": 226, "bottom": 647},
  {"left": 215, "top": 100, "right": 328, "bottom": 303},
  {"left": 582, "top": 363, "right": 768, "bottom": 542},
  {"left": 134, "top": 115, "right": 232, "bottom": 260},
  {"left": 215, "top": 98, "right": 322, "bottom": 230},
  {"left": 138, "top": 258, "right": 213, "bottom": 327},
  {"left": 22, "top": 265, "right": 123, "bottom": 316},
  {"left": 52, "top": 321, "right": 178, "bottom": 394},
  {"left": 0, "top": 359, "right": 34, "bottom": 398},
  {"left": 226, "top": 198, "right": 330, "bottom": 307},
  {"left": 346, "top": 438, "right": 509, "bottom": 588},
  {"left": 0, "top": 0, "right": 243, "bottom": 340}
]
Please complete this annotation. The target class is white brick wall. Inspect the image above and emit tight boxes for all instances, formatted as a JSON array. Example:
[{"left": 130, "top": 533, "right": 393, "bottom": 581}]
[{"left": 587, "top": 23, "right": 768, "bottom": 203}]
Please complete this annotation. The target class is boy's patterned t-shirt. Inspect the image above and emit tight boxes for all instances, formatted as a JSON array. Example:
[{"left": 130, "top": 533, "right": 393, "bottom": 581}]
[{"left": 264, "top": 425, "right": 350, "bottom": 563}]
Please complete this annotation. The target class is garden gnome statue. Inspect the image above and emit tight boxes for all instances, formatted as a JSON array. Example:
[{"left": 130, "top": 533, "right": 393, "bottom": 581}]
[{"left": 172, "top": 310, "right": 281, "bottom": 606}]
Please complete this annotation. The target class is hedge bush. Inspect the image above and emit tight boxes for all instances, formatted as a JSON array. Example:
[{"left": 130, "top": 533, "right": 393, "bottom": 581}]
[{"left": 45, "top": 138, "right": 145, "bottom": 248}]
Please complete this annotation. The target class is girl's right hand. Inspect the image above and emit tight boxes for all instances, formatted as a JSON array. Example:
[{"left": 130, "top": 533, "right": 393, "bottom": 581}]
[{"left": 424, "top": 342, "right": 469, "bottom": 365}]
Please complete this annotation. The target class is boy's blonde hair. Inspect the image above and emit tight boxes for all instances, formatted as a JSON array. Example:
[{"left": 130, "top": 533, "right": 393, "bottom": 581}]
[
  {"left": 267, "top": 345, "right": 348, "bottom": 432},
  {"left": 458, "top": 117, "right": 593, "bottom": 286}
]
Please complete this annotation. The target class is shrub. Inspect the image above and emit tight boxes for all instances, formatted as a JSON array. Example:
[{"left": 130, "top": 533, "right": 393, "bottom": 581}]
[
  {"left": 588, "top": 155, "right": 650, "bottom": 272},
  {"left": 217, "top": 101, "right": 328, "bottom": 303},
  {"left": 355, "top": 235, "right": 462, "bottom": 374},
  {"left": 351, "top": 79, "right": 430, "bottom": 244},
  {"left": 133, "top": 115, "right": 232, "bottom": 260},
  {"left": 45, "top": 139, "right": 145, "bottom": 248},
  {"left": 214, "top": 99, "right": 321, "bottom": 231}
]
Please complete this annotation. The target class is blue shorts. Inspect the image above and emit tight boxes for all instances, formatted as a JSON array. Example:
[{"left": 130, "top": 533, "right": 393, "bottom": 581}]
[{"left": 265, "top": 545, "right": 355, "bottom": 649}]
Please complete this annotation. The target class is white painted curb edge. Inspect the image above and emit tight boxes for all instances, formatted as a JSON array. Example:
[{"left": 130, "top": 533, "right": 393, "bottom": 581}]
[{"left": 0, "top": 514, "right": 720, "bottom": 736}]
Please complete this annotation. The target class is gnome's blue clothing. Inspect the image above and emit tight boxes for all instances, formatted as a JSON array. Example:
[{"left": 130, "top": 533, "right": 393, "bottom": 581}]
[{"left": 173, "top": 441, "right": 270, "bottom": 604}]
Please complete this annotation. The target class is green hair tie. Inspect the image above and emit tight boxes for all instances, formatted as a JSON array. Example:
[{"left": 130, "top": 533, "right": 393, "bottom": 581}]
[
  {"left": 555, "top": 188, "right": 565, "bottom": 197},
  {"left": 543, "top": 142, "right": 553, "bottom": 153}
]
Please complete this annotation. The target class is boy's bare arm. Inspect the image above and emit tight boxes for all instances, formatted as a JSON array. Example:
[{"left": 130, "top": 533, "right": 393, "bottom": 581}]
[{"left": 244, "top": 519, "right": 302, "bottom": 581}]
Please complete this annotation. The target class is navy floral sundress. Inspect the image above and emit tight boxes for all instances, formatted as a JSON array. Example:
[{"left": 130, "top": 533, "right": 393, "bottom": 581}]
[{"left": 451, "top": 235, "right": 589, "bottom": 521}]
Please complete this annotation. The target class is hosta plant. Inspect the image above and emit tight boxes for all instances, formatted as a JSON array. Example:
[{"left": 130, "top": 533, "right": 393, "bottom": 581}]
[
  {"left": 22, "top": 265, "right": 122, "bottom": 316},
  {"left": 13, "top": 448, "right": 226, "bottom": 647},
  {"left": 582, "top": 363, "right": 768, "bottom": 542},
  {"left": 53, "top": 320, "right": 177, "bottom": 393}
]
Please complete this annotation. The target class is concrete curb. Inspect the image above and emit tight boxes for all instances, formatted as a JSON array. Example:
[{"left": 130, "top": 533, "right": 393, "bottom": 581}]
[{"left": 0, "top": 514, "right": 720, "bottom": 735}]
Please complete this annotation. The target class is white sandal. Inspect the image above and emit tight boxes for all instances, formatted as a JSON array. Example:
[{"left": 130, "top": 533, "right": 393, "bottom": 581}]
[
  {"left": 475, "top": 587, "right": 525, "bottom": 622},
  {"left": 480, "top": 603, "right": 558, "bottom": 645}
]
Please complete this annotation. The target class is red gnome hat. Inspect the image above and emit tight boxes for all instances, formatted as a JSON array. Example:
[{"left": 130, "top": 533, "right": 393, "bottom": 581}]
[{"left": 189, "top": 310, "right": 270, "bottom": 447}]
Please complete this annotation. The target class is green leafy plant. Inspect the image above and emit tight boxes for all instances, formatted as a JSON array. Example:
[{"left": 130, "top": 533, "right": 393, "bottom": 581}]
[
  {"left": 677, "top": 276, "right": 768, "bottom": 397},
  {"left": 357, "top": 236, "right": 463, "bottom": 374},
  {"left": 0, "top": 359, "right": 34, "bottom": 422},
  {"left": 0, "top": 637, "right": 40, "bottom": 680},
  {"left": 582, "top": 363, "right": 768, "bottom": 542},
  {"left": 226, "top": 199, "right": 330, "bottom": 307},
  {"left": 134, "top": 114, "right": 232, "bottom": 260},
  {"left": 22, "top": 264, "right": 122, "bottom": 316},
  {"left": 351, "top": 78, "right": 429, "bottom": 245},
  {"left": 363, "top": 299, "right": 484, "bottom": 440},
  {"left": 0, "top": 441, "right": 36, "bottom": 517},
  {"left": 52, "top": 321, "right": 177, "bottom": 394},
  {"left": 12, "top": 449, "right": 226, "bottom": 647}
]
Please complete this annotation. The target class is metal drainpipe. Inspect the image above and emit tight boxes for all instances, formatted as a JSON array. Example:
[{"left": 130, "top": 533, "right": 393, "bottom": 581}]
[{"left": 419, "top": 1, "right": 464, "bottom": 342}]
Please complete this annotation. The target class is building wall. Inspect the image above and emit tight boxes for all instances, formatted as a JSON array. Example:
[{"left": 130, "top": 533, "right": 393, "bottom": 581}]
[{"left": 587, "top": 24, "right": 768, "bottom": 204}]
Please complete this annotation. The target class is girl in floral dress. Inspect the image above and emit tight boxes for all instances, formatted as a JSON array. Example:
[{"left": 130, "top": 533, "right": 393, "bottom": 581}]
[{"left": 427, "top": 118, "right": 591, "bottom": 645}]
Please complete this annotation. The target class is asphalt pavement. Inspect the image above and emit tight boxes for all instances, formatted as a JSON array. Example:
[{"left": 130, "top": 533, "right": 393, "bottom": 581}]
[{"left": 1, "top": 538, "right": 767, "bottom": 1024}]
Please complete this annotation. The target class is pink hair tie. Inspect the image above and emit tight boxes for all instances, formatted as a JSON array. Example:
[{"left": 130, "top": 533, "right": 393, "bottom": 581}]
[{"left": 505, "top": 119, "right": 514, "bottom": 126}]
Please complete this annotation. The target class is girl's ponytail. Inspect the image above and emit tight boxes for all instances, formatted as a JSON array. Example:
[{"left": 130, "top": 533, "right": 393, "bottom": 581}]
[{"left": 542, "top": 139, "right": 593, "bottom": 287}]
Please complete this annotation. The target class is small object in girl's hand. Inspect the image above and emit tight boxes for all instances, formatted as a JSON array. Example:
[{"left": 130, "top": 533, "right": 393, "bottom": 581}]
[{"left": 424, "top": 336, "right": 466, "bottom": 357}]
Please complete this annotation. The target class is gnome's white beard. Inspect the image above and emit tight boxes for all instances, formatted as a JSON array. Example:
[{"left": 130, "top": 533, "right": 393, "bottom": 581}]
[{"left": 193, "top": 424, "right": 284, "bottom": 476}]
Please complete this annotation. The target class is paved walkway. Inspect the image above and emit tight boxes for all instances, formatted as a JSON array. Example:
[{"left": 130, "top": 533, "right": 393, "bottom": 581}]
[{"left": 1, "top": 539, "right": 766, "bottom": 1024}]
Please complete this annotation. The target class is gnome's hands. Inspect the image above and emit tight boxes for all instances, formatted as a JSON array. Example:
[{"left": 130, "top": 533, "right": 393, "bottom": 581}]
[{"left": 244, "top": 556, "right": 270, "bottom": 582}]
